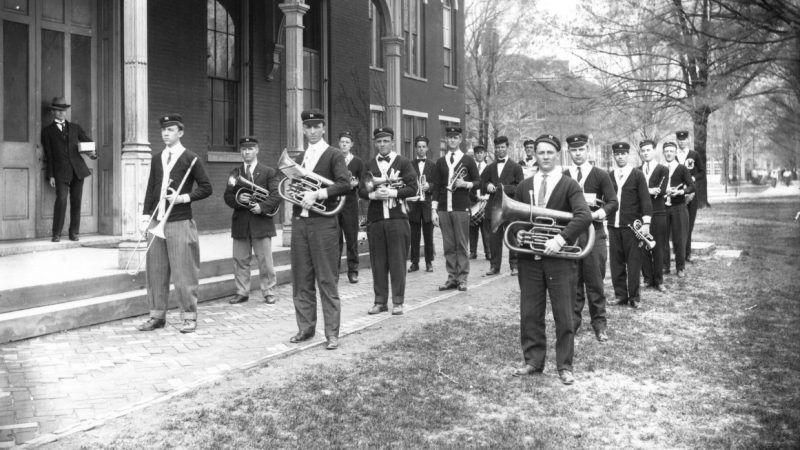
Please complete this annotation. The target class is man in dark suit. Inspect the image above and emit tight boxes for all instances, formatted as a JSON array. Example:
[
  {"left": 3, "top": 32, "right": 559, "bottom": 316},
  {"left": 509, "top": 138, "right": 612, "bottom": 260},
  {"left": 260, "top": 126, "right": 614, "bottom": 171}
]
[
  {"left": 137, "top": 114, "right": 213, "bottom": 334},
  {"left": 469, "top": 145, "right": 491, "bottom": 260},
  {"left": 638, "top": 139, "right": 670, "bottom": 292},
  {"left": 675, "top": 130, "right": 705, "bottom": 263},
  {"left": 519, "top": 139, "right": 538, "bottom": 179},
  {"left": 430, "top": 126, "right": 480, "bottom": 292},
  {"left": 608, "top": 142, "right": 653, "bottom": 309},
  {"left": 359, "top": 128, "right": 417, "bottom": 316},
  {"left": 511, "top": 134, "right": 592, "bottom": 385},
  {"left": 288, "top": 110, "right": 351, "bottom": 350},
  {"left": 407, "top": 135, "right": 436, "bottom": 273},
  {"left": 563, "top": 134, "right": 618, "bottom": 341},
  {"left": 662, "top": 141, "right": 695, "bottom": 278},
  {"left": 224, "top": 136, "right": 282, "bottom": 305},
  {"left": 338, "top": 131, "right": 364, "bottom": 284},
  {"left": 482, "top": 135, "right": 523, "bottom": 276},
  {"left": 41, "top": 96, "right": 96, "bottom": 242}
]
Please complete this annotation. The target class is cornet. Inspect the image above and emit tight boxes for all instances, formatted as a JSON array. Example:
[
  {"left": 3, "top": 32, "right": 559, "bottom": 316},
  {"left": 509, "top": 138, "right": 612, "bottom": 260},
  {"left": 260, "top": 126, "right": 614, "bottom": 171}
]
[
  {"left": 406, "top": 174, "right": 426, "bottom": 202},
  {"left": 446, "top": 165, "right": 467, "bottom": 192},
  {"left": 629, "top": 219, "right": 656, "bottom": 250},
  {"left": 227, "top": 175, "right": 279, "bottom": 216},
  {"left": 277, "top": 149, "right": 346, "bottom": 216},
  {"left": 664, "top": 183, "right": 685, "bottom": 206}
]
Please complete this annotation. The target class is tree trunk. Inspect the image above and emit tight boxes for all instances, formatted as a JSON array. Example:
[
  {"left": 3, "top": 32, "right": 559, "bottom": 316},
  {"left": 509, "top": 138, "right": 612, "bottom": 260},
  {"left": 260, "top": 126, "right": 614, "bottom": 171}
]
[{"left": 692, "top": 106, "right": 712, "bottom": 208}]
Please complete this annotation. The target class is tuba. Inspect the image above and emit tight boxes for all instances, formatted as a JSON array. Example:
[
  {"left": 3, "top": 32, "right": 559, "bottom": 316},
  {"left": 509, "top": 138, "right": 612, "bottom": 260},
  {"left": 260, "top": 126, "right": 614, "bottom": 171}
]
[
  {"left": 227, "top": 175, "right": 279, "bottom": 216},
  {"left": 491, "top": 186, "right": 595, "bottom": 260},
  {"left": 277, "top": 149, "right": 346, "bottom": 217},
  {"left": 629, "top": 219, "right": 656, "bottom": 250}
]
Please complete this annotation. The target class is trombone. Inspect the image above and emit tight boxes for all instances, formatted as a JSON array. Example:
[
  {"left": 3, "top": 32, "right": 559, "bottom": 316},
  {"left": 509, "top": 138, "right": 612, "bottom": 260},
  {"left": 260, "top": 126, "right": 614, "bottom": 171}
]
[{"left": 124, "top": 157, "right": 198, "bottom": 275}]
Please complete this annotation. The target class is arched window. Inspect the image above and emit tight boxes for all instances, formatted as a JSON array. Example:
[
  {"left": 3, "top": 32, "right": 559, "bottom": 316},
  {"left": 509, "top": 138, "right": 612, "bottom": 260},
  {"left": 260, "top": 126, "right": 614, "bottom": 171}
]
[
  {"left": 369, "top": 0, "right": 385, "bottom": 69},
  {"left": 207, "top": 0, "right": 239, "bottom": 150}
]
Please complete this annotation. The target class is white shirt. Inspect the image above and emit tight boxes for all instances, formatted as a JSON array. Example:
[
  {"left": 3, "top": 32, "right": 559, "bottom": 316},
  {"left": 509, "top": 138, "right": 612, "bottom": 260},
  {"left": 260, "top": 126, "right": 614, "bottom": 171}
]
[
  {"left": 612, "top": 165, "right": 632, "bottom": 228},
  {"left": 158, "top": 143, "right": 186, "bottom": 220},
  {"left": 303, "top": 138, "right": 329, "bottom": 172},
  {"left": 243, "top": 159, "right": 257, "bottom": 178},
  {"left": 676, "top": 149, "right": 688, "bottom": 165},
  {"left": 496, "top": 158, "right": 507, "bottom": 178},
  {"left": 532, "top": 170, "right": 562, "bottom": 207},
  {"left": 569, "top": 162, "right": 593, "bottom": 191},
  {"left": 444, "top": 149, "right": 465, "bottom": 212}
]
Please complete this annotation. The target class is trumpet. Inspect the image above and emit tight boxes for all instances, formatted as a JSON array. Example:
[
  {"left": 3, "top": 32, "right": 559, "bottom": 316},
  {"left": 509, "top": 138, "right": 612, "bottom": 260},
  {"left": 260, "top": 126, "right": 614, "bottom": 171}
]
[
  {"left": 406, "top": 174, "right": 426, "bottom": 202},
  {"left": 446, "top": 165, "right": 467, "bottom": 192},
  {"left": 629, "top": 219, "right": 656, "bottom": 250},
  {"left": 227, "top": 175, "right": 279, "bottom": 216},
  {"left": 277, "top": 149, "right": 346, "bottom": 216},
  {"left": 348, "top": 170, "right": 358, "bottom": 189},
  {"left": 664, "top": 183, "right": 685, "bottom": 206}
]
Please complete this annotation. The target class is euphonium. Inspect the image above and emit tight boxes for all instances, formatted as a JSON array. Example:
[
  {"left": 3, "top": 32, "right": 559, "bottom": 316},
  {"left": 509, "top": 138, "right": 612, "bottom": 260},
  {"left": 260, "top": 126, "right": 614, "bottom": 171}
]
[
  {"left": 629, "top": 219, "right": 656, "bottom": 250},
  {"left": 277, "top": 149, "right": 346, "bottom": 216},
  {"left": 446, "top": 165, "right": 467, "bottom": 192},
  {"left": 227, "top": 175, "right": 279, "bottom": 216},
  {"left": 491, "top": 186, "right": 595, "bottom": 260}
]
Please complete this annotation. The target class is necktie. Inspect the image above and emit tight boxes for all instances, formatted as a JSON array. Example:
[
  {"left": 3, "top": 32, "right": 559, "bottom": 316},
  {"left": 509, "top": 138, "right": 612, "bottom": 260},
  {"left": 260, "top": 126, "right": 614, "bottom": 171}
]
[
  {"left": 245, "top": 164, "right": 252, "bottom": 180},
  {"left": 577, "top": 166, "right": 583, "bottom": 182},
  {"left": 538, "top": 174, "right": 547, "bottom": 206},
  {"left": 378, "top": 155, "right": 390, "bottom": 162},
  {"left": 167, "top": 151, "right": 172, "bottom": 165},
  {"left": 645, "top": 162, "right": 650, "bottom": 175},
  {"left": 449, "top": 153, "right": 455, "bottom": 164}
]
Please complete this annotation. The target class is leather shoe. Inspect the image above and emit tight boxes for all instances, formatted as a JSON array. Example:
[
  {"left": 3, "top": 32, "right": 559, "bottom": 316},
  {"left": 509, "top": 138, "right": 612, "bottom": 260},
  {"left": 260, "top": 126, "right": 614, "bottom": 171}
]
[
  {"left": 290, "top": 331, "right": 315, "bottom": 343},
  {"left": 136, "top": 317, "right": 165, "bottom": 331},
  {"left": 512, "top": 364, "right": 542, "bottom": 377},
  {"left": 485, "top": 253, "right": 492, "bottom": 260},
  {"left": 438, "top": 281, "right": 458, "bottom": 291},
  {"left": 510, "top": 267, "right": 518, "bottom": 276},
  {"left": 655, "top": 284, "right": 667, "bottom": 293},
  {"left": 408, "top": 263, "right": 419, "bottom": 273},
  {"left": 457, "top": 282, "right": 467, "bottom": 291},
  {"left": 685, "top": 255, "right": 693, "bottom": 263},
  {"left": 326, "top": 336, "right": 339, "bottom": 350},
  {"left": 558, "top": 370, "right": 575, "bottom": 385},
  {"left": 629, "top": 300, "right": 640, "bottom": 309},
  {"left": 469, "top": 252, "right": 477, "bottom": 260},
  {"left": 368, "top": 304, "right": 388, "bottom": 315},
  {"left": 264, "top": 294, "right": 277, "bottom": 304},
  {"left": 229, "top": 294, "right": 249, "bottom": 304},
  {"left": 612, "top": 298, "right": 628, "bottom": 306},
  {"left": 51, "top": 236, "right": 60, "bottom": 242},
  {"left": 425, "top": 262, "right": 433, "bottom": 272},
  {"left": 595, "top": 329, "right": 609, "bottom": 342},
  {"left": 69, "top": 235, "right": 79, "bottom": 241},
  {"left": 392, "top": 304, "right": 404, "bottom": 315},
  {"left": 484, "top": 268, "right": 500, "bottom": 276},
  {"left": 348, "top": 271, "right": 359, "bottom": 283},
  {"left": 179, "top": 319, "right": 197, "bottom": 333},
  {"left": 676, "top": 270, "right": 686, "bottom": 278}
]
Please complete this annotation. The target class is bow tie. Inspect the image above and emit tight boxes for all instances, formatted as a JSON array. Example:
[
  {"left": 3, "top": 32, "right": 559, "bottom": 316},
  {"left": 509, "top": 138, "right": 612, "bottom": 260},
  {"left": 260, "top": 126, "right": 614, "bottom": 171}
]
[
  {"left": 416, "top": 158, "right": 426, "bottom": 163},
  {"left": 378, "top": 155, "right": 391, "bottom": 162},
  {"left": 526, "top": 157, "right": 533, "bottom": 161},
  {"left": 497, "top": 159, "right": 506, "bottom": 163}
]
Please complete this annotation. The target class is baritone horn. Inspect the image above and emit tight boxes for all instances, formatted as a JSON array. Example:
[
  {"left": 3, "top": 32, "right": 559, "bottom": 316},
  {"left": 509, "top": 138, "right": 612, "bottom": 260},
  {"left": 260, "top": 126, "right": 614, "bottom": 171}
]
[
  {"left": 491, "top": 186, "right": 595, "bottom": 260},
  {"left": 277, "top": 149, "right": 346, "bottom": 216},
  {"left": 227, "top": 175, "right": 279, "bottom": 216}
]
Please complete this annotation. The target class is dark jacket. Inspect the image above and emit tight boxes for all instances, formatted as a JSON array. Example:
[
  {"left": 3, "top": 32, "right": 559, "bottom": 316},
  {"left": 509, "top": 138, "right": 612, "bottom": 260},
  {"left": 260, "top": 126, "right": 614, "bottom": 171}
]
[
  {"left": 358, "top": 154, "right": 418, "bottom": 223},
  {"left": 407, "top": 158, "right": 436, "bottom": 223},
  {"left": 642, "top": 163, "right": 669, "bottom": 215},
  {"left": 563, "top": 165, "right": 618, "bottom": 231},
  {"left": 664, "top": 163, "right": 696, "bottom": 205},
  {"left": 609, "top": 167, "right": 653, "bottom": 228},
  {"left": 482, "top": 158, "right": 524, "bottom": 215},
  {"left": 41, "top": 120, "right": 93, "bottom": 182},
  {"left": 344, "top": 155, "right": 365, "bottom": 208},
  {"left": 679, "top": 149, "right": 705, "bottom": 183},
  {"left": 143, "top": 149, "right": 213, "bottom": 221},
  {"left": 290, "top": 146, "right": 351, "bottom": 218},
  {"left": 430, "top": 152, "right": 479, "bottom": 212},
  {"left": 223, "top": 162, "right": 282, "bottom": 239}
]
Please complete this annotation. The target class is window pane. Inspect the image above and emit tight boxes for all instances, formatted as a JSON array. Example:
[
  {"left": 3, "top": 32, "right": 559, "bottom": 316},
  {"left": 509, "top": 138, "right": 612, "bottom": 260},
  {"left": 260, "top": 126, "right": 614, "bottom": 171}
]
[
  {"left": 71, "top": 34, "right": 92, "bottom": 127},
  {"left": 42, "top": 0, "right": 64, "bottom": 22},
  {"left": 215, "top": 33, "right": 227, "bottom": 78},
  {"left": 215, "top": 1, "right": 226, "bottom": 31},
  {"left": 206, "top": 30, "right": 215, "bottom": 75},
  {"left": 71, "top": 0, "right": 91, "bottom": 26},
  {"left": 3, "top": 0, "right": 27, "bottom": 14},
  {"left": 4, "top": 20, "right": 28, "bottom": 141},
  {"left": 227, "top": 34, "right": 236, "bottom": 79},
  {"left": 207, "top": 0, "right": 215, "bottom": 29},
  {"left": 41, "top": 28, "right": 64, "bottom": 121}
]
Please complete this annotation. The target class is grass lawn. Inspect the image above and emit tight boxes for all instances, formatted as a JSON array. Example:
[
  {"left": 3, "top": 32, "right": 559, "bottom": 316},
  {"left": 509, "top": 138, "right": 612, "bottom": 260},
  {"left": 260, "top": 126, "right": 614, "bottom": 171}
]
[{"left": 75, "top": 198, "right": 800, "bottom": 449}]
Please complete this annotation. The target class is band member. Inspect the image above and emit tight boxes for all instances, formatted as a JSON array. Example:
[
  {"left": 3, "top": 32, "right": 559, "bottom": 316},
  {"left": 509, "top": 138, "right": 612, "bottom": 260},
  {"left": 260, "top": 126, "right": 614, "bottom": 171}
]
[
  {"left": 407, "top": 135, "right": 436, "bottom": 273},
  {"left": 675, "top": 130, "right": 705, "bottom": 263},
  {"left": 338, "top": 131, "right": 364, "bottom": 284},
  {"left": 661, "top": 141, "right": 695, "bottom": 278},
  {"left": 223, "top": 136, "right": 282, "bottom": 305},
  {"left": 431, "top": 126, "right": 480, "bottom": 292},
  {"left": 469, "top": 145, "right": 491, "bottom": 260},
  {"left": 288, "top": 110, "right": 350, "bottom": 350},
  {"left": 563, "top": 134, "right": 618, "bottom": 341},
  {"left": 520, "top": 139, "right": 538, "bottom": 179},
  {"left": 608, "top": 142, "right": 652, "bottom": 309},
  {"left": 482, "top": 136, "right": 524, "bottom": 276},
  {"left": 359, "top": 128, "right": 417, "bottom": 315},
  {"left": 512, "top": 134, "right": 592, "bottom": 385},
  {"left": 41, "top": 96, "right": 96, "bottom": 242},
  {"left": 137, "top": 114, "right": 212, "bottom": 333},
  {"left": 639, "top": 139, "right": 669, "bottom": 292}
]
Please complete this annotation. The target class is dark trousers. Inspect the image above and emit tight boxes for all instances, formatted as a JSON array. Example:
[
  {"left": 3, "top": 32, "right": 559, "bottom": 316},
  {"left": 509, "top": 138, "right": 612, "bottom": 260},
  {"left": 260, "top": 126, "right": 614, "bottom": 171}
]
[
  {"left": 489, "top": 221, "right": 518, "bottom": 271},
  {"left": 642, "top": 213, "right": 666, "bottom": 286},
  {"left": 518, "top": 257, "right": 577, "bottom": 372},
  {"left": 574, "top": 230, "right": 607, "bottom": 332},
  {"left": 438, "top": 210, "right": 470, "bottom": 283},
  {"left": 686, "top": 198, "right": 698, "bottom": 258},
  {"left": 409, "top": 218, "right": 434, "bottom": 264},
  {"left": 469, "top": 217, "right": 491, "bottom": 257},
  {"left": 338, "top": 201, "right": 360, "bottom": 273},
  {"left": 664, "top": 204, "right": 688, "bottom": 272},
  {"left": 52, "top": 171, "right": 84, "bottom": 237},
  {"left": 609, "top": 226, "right": 643, "bottom": 302},
  {"left": 291, "top": 216, "right": 341, "bottom": 339},
  {"left": 368, "top": 219, "right": 410, "bottom": 305}
]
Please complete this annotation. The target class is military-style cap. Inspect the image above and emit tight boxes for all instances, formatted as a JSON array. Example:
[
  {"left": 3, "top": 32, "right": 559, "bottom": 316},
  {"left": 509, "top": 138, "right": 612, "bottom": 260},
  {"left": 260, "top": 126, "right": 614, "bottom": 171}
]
[
  {"left": 662, "top": 141, "right": 677, "bottom": 150},
  {"left": 534, "top": 134, "right": 561, "bottom": 151},
  {"left": 676, "top": 130, "right": 689, "bottom": 140},
  {"left": 612, "top": 142, "right": 631, "bottom": 153},
  {"left": 494, "top": 135, "right": 509, "bottom": 146},
  {"left": 445, "top": 126, "right": 462, "bottom": 136},
  {"left": 414, "top": 135, "right": 429, "bottom": 145},
  {"left": 373, "top": 127, "right": 394, "bottom": 139},
  {"left": 639, "top": 139, "right": 656, "bottom": 149},
  {"left": 566, "top": 134, "right": 588, "bottom": 148},
  {"left": 338, "top": 131, "right": 354, "bottom": 140},
  {"left": 523, "top": 139, "right": 535, "bottom": 147},
  {"left": 473, "top": 145, "right": 486, "bottom": 153},
  {"left": 50, "top": 96, "right": 70, "bottom": 111},
  {"left": 239, "top": 136, "right": 258, "bottom": 147},
  {"left": 301, "top": 109, "right": 325, "bottom": 125},
  {"left": 159, "top": 113, "right": 183, "bottom": 128}
]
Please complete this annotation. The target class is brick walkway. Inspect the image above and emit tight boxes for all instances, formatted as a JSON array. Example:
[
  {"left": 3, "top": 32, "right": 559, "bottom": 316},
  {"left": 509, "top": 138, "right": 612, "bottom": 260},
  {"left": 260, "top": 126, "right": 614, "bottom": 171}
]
[{"left": 0, "top": 256, "right": 505, "bottom": 447}]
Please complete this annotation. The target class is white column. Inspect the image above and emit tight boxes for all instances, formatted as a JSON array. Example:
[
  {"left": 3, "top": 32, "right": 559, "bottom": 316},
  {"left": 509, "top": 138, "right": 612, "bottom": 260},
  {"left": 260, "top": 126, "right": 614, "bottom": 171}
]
[{"left": 382, "top": 35, "right": 403, "bottom": 141}]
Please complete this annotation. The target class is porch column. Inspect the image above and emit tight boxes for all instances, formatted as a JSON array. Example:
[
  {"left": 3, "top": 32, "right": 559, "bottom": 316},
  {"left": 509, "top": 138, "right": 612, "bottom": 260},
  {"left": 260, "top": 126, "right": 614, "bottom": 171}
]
[
  {"left": 382, "top": 35, "right": 403, "bottom": 142},
  {"left": 118, "top": 0, "right": 150, "bottom": 268},
  {"left": 279, "top": 1, "right": 309, "bottom": 247}
]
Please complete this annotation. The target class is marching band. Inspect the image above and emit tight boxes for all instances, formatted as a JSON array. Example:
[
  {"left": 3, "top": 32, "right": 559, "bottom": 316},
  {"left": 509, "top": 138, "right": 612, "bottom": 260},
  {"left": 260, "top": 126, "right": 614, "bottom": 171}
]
[{"left": 132, "top": 109, "right": 705, "bottom": 382}]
